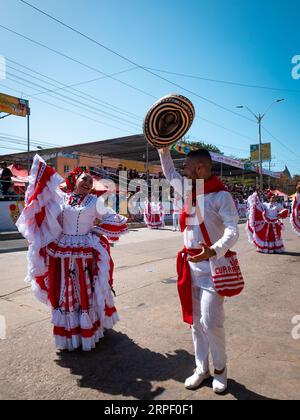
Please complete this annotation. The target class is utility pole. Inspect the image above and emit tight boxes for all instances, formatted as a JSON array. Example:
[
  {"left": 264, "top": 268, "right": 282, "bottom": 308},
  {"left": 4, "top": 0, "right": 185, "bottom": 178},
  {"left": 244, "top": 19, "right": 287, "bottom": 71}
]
[
  {"left": 27, "top": 110, "right": 31, "bottom": 173},
  {"left": 236, "top": 99, "right": 284, "bottom": 191},
  {"left": 257, "top": 113, "right": 263, "bottom": 190}
]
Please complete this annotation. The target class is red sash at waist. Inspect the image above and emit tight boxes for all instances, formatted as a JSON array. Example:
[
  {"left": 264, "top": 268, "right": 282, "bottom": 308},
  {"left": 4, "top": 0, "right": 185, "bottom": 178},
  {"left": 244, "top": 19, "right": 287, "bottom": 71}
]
[{"left": 177, "top": 247, "right": 204, "bottom": 325}]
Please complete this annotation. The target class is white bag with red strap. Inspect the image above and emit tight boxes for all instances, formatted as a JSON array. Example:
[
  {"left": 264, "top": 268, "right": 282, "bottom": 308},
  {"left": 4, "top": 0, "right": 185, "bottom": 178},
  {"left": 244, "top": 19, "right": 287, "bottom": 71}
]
[{"left": 199, "top": 222, "right": 245, "bottom": 298}]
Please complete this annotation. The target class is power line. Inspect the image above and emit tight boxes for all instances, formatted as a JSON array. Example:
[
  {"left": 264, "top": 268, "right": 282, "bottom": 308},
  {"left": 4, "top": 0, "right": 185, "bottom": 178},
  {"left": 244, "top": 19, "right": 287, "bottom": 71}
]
[
  {"left": 145, "top": 67, "right": 300, "bottom": 94},
  {"left": 3, "top": 71, "right": 297, "bottom": 167},
  {"left": 0, "top": 24, "right": 157, "bottom": 99},
  {"left": 3, "top": 7, "right": 297, "bottom": 166},
  {"left": 1, "top": 18, "right": 255, "bottom": 124},
  {"left": 7, "top": 59, "right": 259, "bottom": 147},
  {"left": 262, "top": 126, "right": 300, "bottom": 160},
  {"left": 6, "top": 71, "right": 141, "bottom": 129},
  {"left": 31, "top": 68, "right": 138, "bottom": 96},
  {"left": 11, "top": 0, "right": 300, "bottom": 166},
  {"left": 198, "top": 117, "right": 257, "bottom": 144},
  {"left": 0, "top": 82, "right": 137, "bottom": 135},
  {"left": 7, "top": 58, "right": 142, "bottom": 121},
  {"left": 4, "top": 70, "right": 292, "bottom": 164},
  {"left": 0, "top": 132, "right": 60, "bottom": 147},
  {"left": 3, "top": 61, "right": 261, "bottom": 149},
  {"left": 0, "top": 135, "right": 58, "bottom": 148},
  {"left": 5, "top": 72, "right": 141, "bottom": 130},
  {"left": 0, "top": 145, "right": 28, "bottom": 152},
  {"left": 0, "top": 131, "right": 58, "bottom": 146}
]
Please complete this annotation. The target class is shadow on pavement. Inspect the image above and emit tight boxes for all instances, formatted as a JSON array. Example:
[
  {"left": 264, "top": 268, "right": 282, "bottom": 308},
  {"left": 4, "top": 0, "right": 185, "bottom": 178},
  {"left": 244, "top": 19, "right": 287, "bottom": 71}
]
[
  {"left": 225, "top": 379, "right": 276, "bottom": 400},
  {"left": 281, "top": 252, "right": 300, "bottom": 257},
  {"left": 55, "top": 330, "right": 194, "bottom": 400}
]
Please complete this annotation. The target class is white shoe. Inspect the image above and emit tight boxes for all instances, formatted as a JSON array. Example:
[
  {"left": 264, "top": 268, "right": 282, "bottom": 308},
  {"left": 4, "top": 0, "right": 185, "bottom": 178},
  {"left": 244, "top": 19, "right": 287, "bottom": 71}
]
[
  {"left": 213, "top": 368, "right": 227, "bottom": 394},
  {"left": 185, "top": 370, "right": 211, "bottom": 390}
]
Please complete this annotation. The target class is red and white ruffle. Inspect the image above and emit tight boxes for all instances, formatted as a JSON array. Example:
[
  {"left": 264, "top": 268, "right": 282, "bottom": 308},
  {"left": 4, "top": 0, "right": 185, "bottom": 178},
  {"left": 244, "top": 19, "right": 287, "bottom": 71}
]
[
  {"left": 291, "top": 194, "right": 300, "bottom": 236},
  {"left": 93, "top": 213, "right": 128, "bottom": 242},
  {"left": 16, "top": 154, "right": 64, "bottom": 285}
]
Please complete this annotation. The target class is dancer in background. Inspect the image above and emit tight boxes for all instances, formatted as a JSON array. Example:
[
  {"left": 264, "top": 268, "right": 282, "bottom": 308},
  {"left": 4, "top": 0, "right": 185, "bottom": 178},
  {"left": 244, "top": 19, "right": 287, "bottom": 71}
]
[
  {"left": 17, "top": 156, "right": 127, "bottom": 351},
  {"left": 290, "top": 182, "right": 300, "bottom": 236},
  {"left": 144, "top": 196, "right": 165, "bottom": 229},
  {"left": 247, "top": 191, "right": 288, "bottom": 254},
  {"left": 172, "top": 191, "right": 182, "bottom": 232}
]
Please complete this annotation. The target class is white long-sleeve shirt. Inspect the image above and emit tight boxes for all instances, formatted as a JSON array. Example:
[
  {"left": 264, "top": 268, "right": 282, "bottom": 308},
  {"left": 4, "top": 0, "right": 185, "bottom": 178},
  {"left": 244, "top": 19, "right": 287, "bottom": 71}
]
[{"left": 159, "top": 149, "right": 239, "bottom": 291}]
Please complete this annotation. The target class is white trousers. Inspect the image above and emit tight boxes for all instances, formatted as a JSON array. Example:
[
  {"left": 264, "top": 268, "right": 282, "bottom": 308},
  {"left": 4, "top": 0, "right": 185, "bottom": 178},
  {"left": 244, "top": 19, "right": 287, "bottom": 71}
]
[
  {"left": 173, "top": 213, "right": 180, "bottom": 230},
  {"left": 191, "top": 286, "right": 226, "bottom": 373}
]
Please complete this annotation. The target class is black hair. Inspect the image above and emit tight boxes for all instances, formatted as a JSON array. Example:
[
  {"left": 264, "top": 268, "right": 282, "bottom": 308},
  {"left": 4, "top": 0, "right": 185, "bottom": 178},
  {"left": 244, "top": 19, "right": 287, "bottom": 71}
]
[{"left": 186, "top": 149, "right": 212, "bottom": 163}]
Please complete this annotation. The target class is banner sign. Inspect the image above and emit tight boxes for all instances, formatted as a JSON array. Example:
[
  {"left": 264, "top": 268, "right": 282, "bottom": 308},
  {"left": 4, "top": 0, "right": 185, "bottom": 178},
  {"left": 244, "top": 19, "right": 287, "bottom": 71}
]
[
  {"left": 0, "top": 92, "right": 30, "bottom": 117},
  {"left": 250, "top": 143, "right": 271, "bottom": 162}
]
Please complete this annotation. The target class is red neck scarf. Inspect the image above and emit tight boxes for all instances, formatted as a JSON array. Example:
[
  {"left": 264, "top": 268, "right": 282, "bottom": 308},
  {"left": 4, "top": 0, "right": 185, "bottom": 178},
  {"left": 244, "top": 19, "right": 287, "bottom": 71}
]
[{"left": 179, "top": 175, "right": 228, "bottom": 231}]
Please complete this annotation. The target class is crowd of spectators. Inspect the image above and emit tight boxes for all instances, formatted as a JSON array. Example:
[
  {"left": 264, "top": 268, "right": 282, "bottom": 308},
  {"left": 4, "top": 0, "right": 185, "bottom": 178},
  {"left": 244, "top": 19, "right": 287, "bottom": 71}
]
[{"left": 0, "top": 162, "right": 294, "bottom": 220}]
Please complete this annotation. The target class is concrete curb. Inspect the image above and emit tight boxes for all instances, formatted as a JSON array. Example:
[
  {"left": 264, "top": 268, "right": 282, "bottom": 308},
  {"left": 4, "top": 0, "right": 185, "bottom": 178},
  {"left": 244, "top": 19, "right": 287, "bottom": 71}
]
[
  {"left": 0, "top": 247, "right": 28, "bottom": 254},
  {"left": 0, "top": 232, "right": 23, "bottom": 241}
]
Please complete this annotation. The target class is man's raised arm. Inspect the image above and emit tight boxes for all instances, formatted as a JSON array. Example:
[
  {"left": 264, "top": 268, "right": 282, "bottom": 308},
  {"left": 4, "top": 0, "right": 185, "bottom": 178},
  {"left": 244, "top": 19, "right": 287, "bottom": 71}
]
[{"left": 158, "top": 147, "right": 183, "bottom": 197}]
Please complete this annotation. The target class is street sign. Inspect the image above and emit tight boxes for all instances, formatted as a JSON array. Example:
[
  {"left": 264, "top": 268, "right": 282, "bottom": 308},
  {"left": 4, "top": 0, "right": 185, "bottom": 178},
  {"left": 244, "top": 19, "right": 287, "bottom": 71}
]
[
  {"left": 250, "top": 143, "right": 271, "bottom": 162},
  {"left": 0, "top": 92, "right": 30, "bottom": 117}
]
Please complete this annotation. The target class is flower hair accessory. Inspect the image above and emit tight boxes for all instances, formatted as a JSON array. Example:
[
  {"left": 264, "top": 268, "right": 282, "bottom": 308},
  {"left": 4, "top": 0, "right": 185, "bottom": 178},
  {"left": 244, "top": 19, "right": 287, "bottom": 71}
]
[{"left": 65, "top": 166, "right": 88, "bottom": 192}]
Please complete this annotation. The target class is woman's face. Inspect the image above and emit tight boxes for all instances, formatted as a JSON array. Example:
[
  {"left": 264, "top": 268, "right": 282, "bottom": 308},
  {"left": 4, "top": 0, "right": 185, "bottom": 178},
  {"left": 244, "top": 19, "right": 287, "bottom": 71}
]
[{"left": 74, "top": 173, "right": 93, "bottom": 196}]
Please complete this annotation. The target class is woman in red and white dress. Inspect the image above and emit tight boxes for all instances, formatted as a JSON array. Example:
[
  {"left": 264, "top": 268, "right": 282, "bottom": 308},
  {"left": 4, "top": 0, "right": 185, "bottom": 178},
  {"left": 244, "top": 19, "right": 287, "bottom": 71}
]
[
  {"left": 247, "top": 191, "right": 288, "bottom": 254},
  {"left": 17, "top": 155, "right": 127, "bottom": 351},
  {"left": 144, "top": 198, "right": 165, "bottom": 229},
  {"left": 290, "top": 182, "right": 300, "bottom": 236}
]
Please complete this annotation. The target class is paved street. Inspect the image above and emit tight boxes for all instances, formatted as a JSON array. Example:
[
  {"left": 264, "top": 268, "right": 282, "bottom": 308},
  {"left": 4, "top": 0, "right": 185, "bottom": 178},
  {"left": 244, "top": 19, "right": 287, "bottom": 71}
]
[{"left": 0, "top": 223, "right": 300, "bottom": 400}]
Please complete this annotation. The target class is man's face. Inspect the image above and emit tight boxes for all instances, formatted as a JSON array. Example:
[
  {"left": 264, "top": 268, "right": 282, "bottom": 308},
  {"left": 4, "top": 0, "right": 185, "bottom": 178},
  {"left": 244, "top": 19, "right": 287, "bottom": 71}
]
[{"left": 183, "top": 157, "right": 211, "bottom": 181}]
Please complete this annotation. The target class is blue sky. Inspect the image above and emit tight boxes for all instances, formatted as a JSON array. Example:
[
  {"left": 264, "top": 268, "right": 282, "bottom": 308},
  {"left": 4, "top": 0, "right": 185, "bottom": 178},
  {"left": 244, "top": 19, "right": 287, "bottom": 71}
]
[{"left": 0, "top": 0, "right": 299, "bottom": 174}]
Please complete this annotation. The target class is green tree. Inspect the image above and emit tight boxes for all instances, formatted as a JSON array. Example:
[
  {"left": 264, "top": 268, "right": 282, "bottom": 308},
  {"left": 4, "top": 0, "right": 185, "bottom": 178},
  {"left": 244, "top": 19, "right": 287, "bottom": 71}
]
[{"left": 184, "top": 140, "right": 222, "bottom": 154}]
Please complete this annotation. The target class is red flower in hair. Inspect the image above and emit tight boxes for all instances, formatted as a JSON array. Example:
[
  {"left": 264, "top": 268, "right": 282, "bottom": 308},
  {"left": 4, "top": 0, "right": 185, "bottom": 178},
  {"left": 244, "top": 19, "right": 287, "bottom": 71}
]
[{"left": 65, "top": 166, "right": 88, "bottom": 192}]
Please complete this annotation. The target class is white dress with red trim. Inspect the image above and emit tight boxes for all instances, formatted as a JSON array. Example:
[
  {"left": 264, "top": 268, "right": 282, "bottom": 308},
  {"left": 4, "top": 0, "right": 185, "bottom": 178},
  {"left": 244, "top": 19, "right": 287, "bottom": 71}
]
[
  {"left": 247, "top": 197, "right": 287, "bottom": 254},
  {"left": 144, "top": 201, "right": 165, "bottom": 229},
  {"left": 246, "top": 192, "right": 261, "bottom": 243},
  {"left": 16, "top": 155, "right": 127, "bottom": 351},
  {"left": 290, "top": 193, "right": 300, "bottom": 236}
]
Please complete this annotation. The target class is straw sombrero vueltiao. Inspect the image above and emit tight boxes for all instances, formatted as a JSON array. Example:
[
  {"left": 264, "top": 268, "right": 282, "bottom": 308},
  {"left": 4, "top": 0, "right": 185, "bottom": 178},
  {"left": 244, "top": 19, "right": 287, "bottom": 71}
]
[{"left": 143, "top": 94, "right": 195, "bottom": 149}]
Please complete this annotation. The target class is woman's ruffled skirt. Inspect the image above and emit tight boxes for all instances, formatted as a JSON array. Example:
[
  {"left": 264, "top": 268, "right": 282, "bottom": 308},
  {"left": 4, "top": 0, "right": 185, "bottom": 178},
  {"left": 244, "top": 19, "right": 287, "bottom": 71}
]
[
  {"left": 34, "top": 233, "right": 118, "bottom": 351},
  {"left": 248, "top": 219, "right": 285, "bottom": 254},
  {"left": 144, "top": 214, "right": 165, "bottom": 229}
]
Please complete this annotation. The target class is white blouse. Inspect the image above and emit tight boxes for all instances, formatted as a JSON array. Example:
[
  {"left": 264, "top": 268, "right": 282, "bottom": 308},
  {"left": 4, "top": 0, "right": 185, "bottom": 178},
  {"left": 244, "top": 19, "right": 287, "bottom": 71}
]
[{"left": 60, "top": 193, "right": 114, "bottom": 236}]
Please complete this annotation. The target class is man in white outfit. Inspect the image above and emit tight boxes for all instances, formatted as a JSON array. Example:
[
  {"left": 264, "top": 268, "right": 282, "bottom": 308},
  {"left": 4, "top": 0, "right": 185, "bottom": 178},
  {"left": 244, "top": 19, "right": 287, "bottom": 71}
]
[
  {"left": 172, "top": 192, "right": 182, "bottom": 231},
  {"left": 159, "top": 147, "right": 239, "bottom": 394}
]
